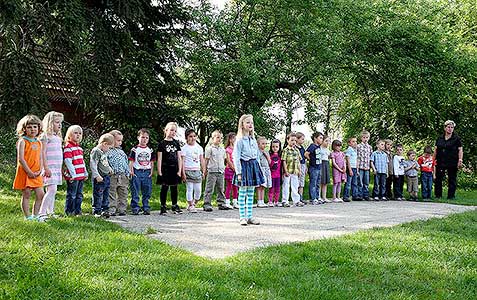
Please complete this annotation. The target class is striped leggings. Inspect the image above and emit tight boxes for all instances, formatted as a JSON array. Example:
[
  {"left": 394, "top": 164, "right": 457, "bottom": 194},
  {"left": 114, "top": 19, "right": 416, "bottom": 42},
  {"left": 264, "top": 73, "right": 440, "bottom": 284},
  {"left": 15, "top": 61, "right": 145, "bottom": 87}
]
[{"left": 238, "top": 186, "right": 255, "bottom": 219}]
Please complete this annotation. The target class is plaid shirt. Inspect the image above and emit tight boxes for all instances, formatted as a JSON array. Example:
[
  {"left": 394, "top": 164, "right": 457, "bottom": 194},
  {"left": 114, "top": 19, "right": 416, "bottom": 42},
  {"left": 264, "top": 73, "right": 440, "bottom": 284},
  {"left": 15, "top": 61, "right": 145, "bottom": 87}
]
[
  {"left": 357, "top": 143, "right": 373, "bottom": 170},
  {"left": 107, "top": 147, "right": 130, "bottom": 176},
  {"left": 370, "top": 150, "right": 389, "bottom": 174},
  {"left": 282, "top": 146, "right": 301, "bottom": 175}
]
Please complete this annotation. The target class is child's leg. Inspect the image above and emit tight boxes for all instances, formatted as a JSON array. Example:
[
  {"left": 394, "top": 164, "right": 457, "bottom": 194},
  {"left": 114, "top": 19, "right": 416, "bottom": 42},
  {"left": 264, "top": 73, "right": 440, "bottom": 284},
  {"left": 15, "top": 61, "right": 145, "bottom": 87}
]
[
  {"left": 193, "top": 182, "right": 202, "bottom": 204},
  {"left": 238, "top": 186, "right": 247, "bottom": 219},
  {"left": 332, "top": 183, "right": 338, "bottom": 199},
  {"left": 216, "top": 174, "right": 226, "bottom": 207},
  {"left": 102, "top": 176, "right": 111, "bottom": 212},
  {"left": 186, "top": 181, "right": 194, "bottom": 203},
  {"left": 108, "top": 175, "right": 118, "bottom": 214},
  {"left": 282, "top": 176, "right": 291, "bottom": 203},
  {"left": 32, "top": 187, "right": 44, "bottom": 216},
  {"left": 130, "top": 174, "right": 141, "bottom": 213},
  {"left": 321, "top": 184, "right": 327, "bottom": 200},
  {"left": 290, "top": 175, "right": 300, "bottom": 204},
  {"left": 225, "top": 179, "right": 232, "bottom": 200},
  {"left": 257, "top": 186, "right": 264, "bottom": 202},
  {"left": 74, "top": 180, "right": 84, "bottom": 215},
  {"left": 203, "top": 175, "right": 214, "bottom": 207},
  {"left": 40, "top": 184, "right": 57, "bottom": 216},
  {"left": 246, "top": 186, "right": 255, "bottom": 219},
  {"left": 141, "top": 175, "right": 152, "bottom": 211},
  {"left": 21, "top": 189, "right": 32, "bottom": 217},
  {"left": 232, "top": 185, "right": 238, "bottom": 201},
  {"left": 117, "top": 175, "right": 128, "bottom": 214},
  {"left": 336, "top": 182, "right": 342, "bottom": 199},
  {"left": 171, "top": 185, "right": 178, "bottom": 206},
  {"left": 160, "top": 185, "right": 169, "bottom": 207}
]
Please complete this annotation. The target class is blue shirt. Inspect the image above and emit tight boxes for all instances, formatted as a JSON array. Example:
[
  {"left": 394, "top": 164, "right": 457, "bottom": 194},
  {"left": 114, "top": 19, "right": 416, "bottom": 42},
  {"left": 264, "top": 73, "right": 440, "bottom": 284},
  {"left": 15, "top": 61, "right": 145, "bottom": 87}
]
[
  {"left": 345, "top": 147, "right": 357, "bottom": 168},
  {"left": 404, "top": 160, "right": 419, "bottom": 177},
  {"left": 370, "top": 150, "right": 389, "bottom": 174},
  {"left": 297, "top": 145, "right": 306, "bottom": 164},
  {"left": 107, "top": 147, "right": 130, "bottom": 175},
  {"left": 306, "top": 143, "right": 321, "bottom": 167},
  {"left": 233, "top": 136, "right": 260, "bottom": 175}
]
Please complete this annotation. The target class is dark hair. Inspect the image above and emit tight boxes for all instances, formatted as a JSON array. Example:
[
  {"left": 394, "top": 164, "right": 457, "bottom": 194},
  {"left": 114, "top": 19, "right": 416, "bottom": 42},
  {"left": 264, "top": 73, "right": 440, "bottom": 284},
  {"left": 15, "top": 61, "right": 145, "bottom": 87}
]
[
  {"left": 407, "top": 150, "right": 416, "bottom": 156},
  {"left": 332, "top": 139, "right": 342, "bottom": 151},
  {"left": 137, "top": 128, "right": 150, "bottom": 137},
  {"left": 395, "top": 143, "right": 403, "bottom": 149},
  {"left": 424, "top": 145, "right": 433, "bottom": 154},
  {"left": 224, "top": 132, "right": 236, "bottom": 148},
  {"left": 311, "top": 131, "right": 324, "bottom": 142},
  {"left": 185, "top": 128, "right": 196, "bottom": 138},
  {"left": 269, "top": 139, "right": 282, "bottom": 156}
]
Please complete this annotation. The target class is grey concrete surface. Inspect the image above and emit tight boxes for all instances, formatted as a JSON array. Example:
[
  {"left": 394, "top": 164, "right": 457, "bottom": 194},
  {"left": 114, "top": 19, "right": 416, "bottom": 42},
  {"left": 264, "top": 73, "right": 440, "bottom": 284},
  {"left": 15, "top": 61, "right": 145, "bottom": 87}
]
[{"left": 108, "top": 201, "right": 475, "bottom": 259}]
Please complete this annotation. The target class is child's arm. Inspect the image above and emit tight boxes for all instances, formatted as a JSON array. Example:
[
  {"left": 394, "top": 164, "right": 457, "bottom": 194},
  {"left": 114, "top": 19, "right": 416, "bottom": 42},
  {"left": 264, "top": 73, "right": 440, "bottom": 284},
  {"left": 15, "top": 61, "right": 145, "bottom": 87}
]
[
  {"left": 345, "top": 154, "right": 353, "bottom": 176},
  {"left": 64, "top": 147, "right": 78, "bottom": 179},
  {"left": 17, "top": 139, "right": 35, "bottom": 178},
  {"left": 41, "top": 137, "right": 51, "bottom": 177},
  {"left": 225, "top": 151, "right": 234, "bottom": 170},
  {"left": 176, "top": 151, "right": 182, "bottom": 177},
  {"left": 200, "top": 154, "right": 206, "bottom": 178},
  {"left": 129, "top": 160, "right": 135, "bottom": 177},
  {"left": 150, "top": 161, "right": 154, "bottom": 177},
  {"left": 304, "top": 151, "right": 311, "bottom": 160},
  {"left": 156, "top": 152, "right": 162, "bottom": 176},
  {"left": 204, "top": 157, "right": 209, "bottom": 177},
  {"left": 90, "top": 150, "right": 103, "bottom": 182},
  {"left": 263, "top": 151, "right": 271, "bottom": 164},
  {"left": 393, "top": 157, "right": 399, "bottom": 178},
  {"left": 370, "top": 160, "right": 376, "bottom": 173},
  {"left": 282, "top": 151, "right": 289, "bottom": 176},
  {"left": 332, "top": 157, "right": 344, "bottom": 173}
]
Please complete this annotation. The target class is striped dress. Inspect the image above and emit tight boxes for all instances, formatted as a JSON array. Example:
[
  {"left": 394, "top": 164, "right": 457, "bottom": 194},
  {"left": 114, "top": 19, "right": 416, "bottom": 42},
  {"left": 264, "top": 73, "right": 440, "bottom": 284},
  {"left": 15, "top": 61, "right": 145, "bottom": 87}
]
[{"left": 43, "top": 134, "right": 63, "bottom": 185}]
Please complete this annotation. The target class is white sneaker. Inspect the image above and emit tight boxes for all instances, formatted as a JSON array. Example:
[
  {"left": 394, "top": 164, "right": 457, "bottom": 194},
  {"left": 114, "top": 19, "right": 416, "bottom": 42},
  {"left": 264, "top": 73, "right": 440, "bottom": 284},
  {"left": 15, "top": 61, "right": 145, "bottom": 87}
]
[
  {"left": 233, "top": 199, "right": 239, "bottom": 209},
  {"left": 187, "top": 205, "right": 197, "bottom": 213},
  {"left": 323, "top": 198, "right": 331, "bottom": 203},
  {"left": 257, "top": 200, "right": 267, "bottom": 208},
  {"left": 240, "top": 218, "right": 248, "bottom": 226},
  {"left": 223, "top": 203, "right": 234, "bottom": 209},
  {"left": 332, "top": 198, "right": 343, "bottom": 203}
]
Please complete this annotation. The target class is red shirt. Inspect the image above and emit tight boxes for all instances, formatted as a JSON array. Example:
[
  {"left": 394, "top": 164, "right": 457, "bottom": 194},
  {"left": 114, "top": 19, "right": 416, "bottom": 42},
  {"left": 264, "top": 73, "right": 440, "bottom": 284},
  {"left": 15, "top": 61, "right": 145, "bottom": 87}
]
[
  {"left": 63, "top": 142, "right": 87, "bottom": 180},
  {"left": 417, "top": 155, "right": 435, "bottom": 173}
]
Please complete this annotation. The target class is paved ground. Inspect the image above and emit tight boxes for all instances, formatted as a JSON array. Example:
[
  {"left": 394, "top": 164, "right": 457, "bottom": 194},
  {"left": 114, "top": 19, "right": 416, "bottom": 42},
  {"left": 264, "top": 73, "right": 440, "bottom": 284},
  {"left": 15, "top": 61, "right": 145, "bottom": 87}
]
[{"left": 109, "top": 201, "right": 475, "bottom": 259}]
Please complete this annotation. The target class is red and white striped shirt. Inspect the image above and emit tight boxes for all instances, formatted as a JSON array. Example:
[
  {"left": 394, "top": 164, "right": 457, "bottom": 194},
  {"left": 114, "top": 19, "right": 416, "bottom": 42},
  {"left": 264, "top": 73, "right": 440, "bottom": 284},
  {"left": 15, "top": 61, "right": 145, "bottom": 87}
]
[{"left": 63, "top": 142, "right": 88, "bottom": 180}]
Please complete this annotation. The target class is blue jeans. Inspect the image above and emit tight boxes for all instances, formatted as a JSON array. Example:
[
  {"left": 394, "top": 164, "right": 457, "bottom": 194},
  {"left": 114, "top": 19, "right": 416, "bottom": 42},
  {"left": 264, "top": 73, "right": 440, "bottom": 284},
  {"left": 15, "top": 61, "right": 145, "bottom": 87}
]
[
  {"left": 92, "top": 175, "right": 111, "bottom": 214},
  {"left": 343, "top": 167, "right": 358, "bottom": 199},
  {"left": 66, "top": 180, "right": 84, "bottom": 215},
  {"left": 421, "top": 172, "right": 433, "bottom": 199},
  {"left": 358, "top": 169, "right": 370, "bottom": 198},
  {"left": 374, "top": 173, "right": 387, "bottom": 198},
  {"left": 308, "top": 164, "right": 321, "bottom": 200},
  {"left": 130, "top": 169, "right": 152, "bottom": 212}
]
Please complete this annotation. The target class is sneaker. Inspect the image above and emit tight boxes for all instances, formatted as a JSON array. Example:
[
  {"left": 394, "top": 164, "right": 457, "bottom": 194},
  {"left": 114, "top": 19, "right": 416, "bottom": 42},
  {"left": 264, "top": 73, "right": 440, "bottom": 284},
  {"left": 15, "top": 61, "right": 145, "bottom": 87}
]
[
  {"left": 109, "top": 213, "right": 116, "bottom": 217},
  {"left": 294, "top": 202, "right": 304, "bottom": 207},
  {"left": 101, "top": 211, "right": 110, "bottom": 218},
  {"left": 281, "top": 201, "right": 290, "bottom": 207},
  {"left": 172, "top": 205, "right": 182, "bottom": 214},
  {"left": 311, "top": 199, "right": 319, "bottom": 205},
  {"left": 323, "top": 198, "right": 331, "bottom": 203},
  {"left": 118, "top": 212, "right": 126, "bottom": 216},
  {"left": 93, "top": 212, "right": 102, "bottom": 218},
  {"left": 364, "top": 197, "right": 370, "bottom": 201},
  {"left": 374, "top": 197, "right": 379, "bottom": 201},
  {"left": 218, "top": 204, "right": 232, "bottom": 210},
  {"left": 343, "top": 197, "right": 351, "bottom": 202},
  {"left": 131, "top": 210, "right": 140, "bottom": 215},
  {"left": 24, "top": 215, "right": 35, "bottom": 221},
  {"left": 353, "top": 197, "right": 362, "bottom": 201},
  {"left": 247, "top": 217, "right": 260, "bottom": 225},
  {"left": 268, "top": 201, "right": 274, "bottom": 207},
  {"left": 240, "top": 218, "right": 248, "bottom": 226},
  {"left": 257, "top": 201, "right": 268, "bottom": 208},
  {"left": 332, "top": 198, "right": 343, "bottom": 203},
  {"left": 381, "top": 197, "right": 387, "bottom": 201},
  {"left": 143, "top": 210, "right": 151, "bottom": 215},
  {"left": 233, "top": 199, "right": 239, "bottom": 209},
  {"left": 187, "top": 205, "right": 197, "bottom": 213},
  {"left": 274, "top": 202, "right": 279, "bottom": 207},
  {"left": 160, "top": 206, "right": 167, "bottom": 215},
  {"left": 203, "top": 204, "right": 213, "bottom": 212}
]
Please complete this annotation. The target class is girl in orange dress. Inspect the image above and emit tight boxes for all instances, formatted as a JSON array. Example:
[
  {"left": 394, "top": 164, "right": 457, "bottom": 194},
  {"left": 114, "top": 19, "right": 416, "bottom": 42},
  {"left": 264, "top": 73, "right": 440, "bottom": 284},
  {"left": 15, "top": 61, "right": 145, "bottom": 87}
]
[{"left": 13, "top": 115, "right": 45, "bottom": 220}]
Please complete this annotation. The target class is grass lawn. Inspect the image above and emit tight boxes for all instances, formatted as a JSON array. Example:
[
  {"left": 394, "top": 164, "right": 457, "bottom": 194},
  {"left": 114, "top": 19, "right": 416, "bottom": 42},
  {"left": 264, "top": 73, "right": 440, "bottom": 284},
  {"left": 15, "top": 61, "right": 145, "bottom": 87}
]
[{"left": 1, "top": 185, "right": 476, "bottom": 299}]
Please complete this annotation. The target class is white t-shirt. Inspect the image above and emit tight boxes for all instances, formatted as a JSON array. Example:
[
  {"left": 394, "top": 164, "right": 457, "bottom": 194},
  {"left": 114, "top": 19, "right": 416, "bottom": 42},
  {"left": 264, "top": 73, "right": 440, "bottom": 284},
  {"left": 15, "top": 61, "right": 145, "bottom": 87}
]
[
  {"left": 320, "top": 147, "right": 331, "bottom": 162},
  {"left": 181, "top": 143, "right": 203, "bottom": 171}
]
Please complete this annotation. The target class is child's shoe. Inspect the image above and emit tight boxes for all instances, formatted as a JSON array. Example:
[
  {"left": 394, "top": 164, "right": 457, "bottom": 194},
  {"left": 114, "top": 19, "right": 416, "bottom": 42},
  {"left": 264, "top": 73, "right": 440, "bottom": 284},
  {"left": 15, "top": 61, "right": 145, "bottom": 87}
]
[
  {"left": 160, "top": 206, "right": 167, "bottom": 215},
  {"left": 240, "top": 218, "right": 248, "bottom": 226},
  {"left": 187, "top": 204, "right": 197, "bottom": 213},
  {"left": 223, "top": 199, "right": 234, "bottom": 210},
  {"left": 172, "top": 205, "right": 183, "bottom": 214},
  {"left": 233, "top": 199, "right": 239, "bottom": 209},
  {"left": 281, "top": 201, "right": 290, "bottom": 207},
  {"left": 374, "top": 197, "right": 380, "bottom": 201},
  {"left": 257, "top": 200, "right": 267, "bottom": 208},
  {"left": 203, "top": 203, "right": 213, "bottom": 212},
  {"left": 268, "top": 201, "right": 274, "bottom": 207},
  {"left": 332, "top": 198, "right": 343, "bottom": 203},
  {"left": 143, "top": 210, "right": 151, "bottom": 215},
  {"left": 323, "top": 198, "right": 331, "bottom": 203},
  {"left": 101, "top": 211, "right": 110, "bottom": 218},
  {"left": 247, "top": 217, "right": 260, "bottom": 225},
  {"left": 294, "top": 201, "right": 304, "bottom": 207}
]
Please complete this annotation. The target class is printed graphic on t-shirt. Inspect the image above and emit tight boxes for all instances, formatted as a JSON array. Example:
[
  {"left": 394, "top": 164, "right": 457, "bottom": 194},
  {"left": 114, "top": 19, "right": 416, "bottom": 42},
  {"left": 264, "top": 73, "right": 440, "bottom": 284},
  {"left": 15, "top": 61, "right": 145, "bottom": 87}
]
[
  {"left": 271, "top": 156, "right": 280, "bottom": 171},
  {"left": 137, "top": 151, "right": 152, "bottom": 166}
]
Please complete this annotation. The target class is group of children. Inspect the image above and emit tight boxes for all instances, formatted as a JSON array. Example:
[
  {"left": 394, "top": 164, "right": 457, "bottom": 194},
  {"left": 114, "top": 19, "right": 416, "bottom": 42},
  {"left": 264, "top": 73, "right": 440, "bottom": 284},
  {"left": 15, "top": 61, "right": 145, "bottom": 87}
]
[{"left": 13, "top": 112, "right": 436, "bottom": 225}]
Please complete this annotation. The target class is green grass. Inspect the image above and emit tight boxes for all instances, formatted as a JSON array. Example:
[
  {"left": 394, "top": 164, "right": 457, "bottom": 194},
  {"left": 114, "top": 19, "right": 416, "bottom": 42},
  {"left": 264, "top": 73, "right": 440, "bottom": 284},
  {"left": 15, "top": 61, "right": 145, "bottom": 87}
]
[{"left": 1, "top": 188, "right": 476, "bottom": 299}]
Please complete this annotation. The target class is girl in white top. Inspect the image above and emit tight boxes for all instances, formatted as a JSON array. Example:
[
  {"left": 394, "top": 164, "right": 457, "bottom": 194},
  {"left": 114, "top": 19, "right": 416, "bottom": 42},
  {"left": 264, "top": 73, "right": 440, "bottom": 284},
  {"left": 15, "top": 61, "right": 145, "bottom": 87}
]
[
  {"left": 38, "top": 111, "right": 64, "bottom": 221},
  {"left": 181, "top": 129, "right": 205, "bottom": 213},
  {"left": 393, "top": 144, "right": 406, "bottom": 201},
  {"left": 320, "top": 136, "right": 332, "bottom": 203}
]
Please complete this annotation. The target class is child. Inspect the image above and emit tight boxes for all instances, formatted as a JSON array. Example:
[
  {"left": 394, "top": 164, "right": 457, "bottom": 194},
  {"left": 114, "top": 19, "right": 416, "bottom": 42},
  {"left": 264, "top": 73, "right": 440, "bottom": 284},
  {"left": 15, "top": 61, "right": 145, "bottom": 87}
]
[
  {"left": 343, "top": 137, "right": 358, "bottom": 202},
  {"left": 370, "top": 140, "right": 389, "bottom": 201},
  {"left": 393, "top": 144, "right": 405, "bottom": 201},
  {"left": 13, "top": 115, "right": 45, "bottom": 220},
  {"left": 281, "top": 133, "right": 302, "bottom": 207},
  {"left": 295, "top": 132, "right": 307, "bottom": 203},
  {"left": 384, "top": 139, "right": 394, "bottom": 199},
  {"left": 90, "top": 133, "right": 114, "bottom": 217},
  {"left": 257, "top": 137, "right": 272, "bottom": 208},
  {"left": 305, "top": 132, "right": 323, "bottom": 204},
  {"left": 181, "top": 129, "right": 206, "bottom": 213},
  {"left": 233, "top": 114, "right": 264, "bottom": 225},
  {"left": 38, "top": 111, "right": 64, "bottom": 221},
  {"left": 129, "top": 128, "right": 155, "bottom": 215},
  {"left": 224, "top": 132, "right": 239, "bottom": 209},
  {"left": 63, "top": 125, "right": 88, "bottom": 216},
  {"left": 268, "top": 139, "right": 282, "bottom": 207},
  {"left": 157, "top": 122, "right": 183, "bottom": 214},
  {"left": 107, "top": 130, "right": 130, "bottom": 216},
  {"left": 418, "top": 146, "right": 435, "bottom": 201},
  {"left": 203, "top": 130, "right": 230, "bottom": 211},
  {"left": 320, "top": 136, "right": 331, "bottom": 203},
  {"left": 357, "top": 130, "right": 372, "bottom": 200},
  {"left": 404, "top": 150, "right": 420, "bottom": 201},
  {"left": 331, "top": 140, "right": 346, "bottom": 203}
]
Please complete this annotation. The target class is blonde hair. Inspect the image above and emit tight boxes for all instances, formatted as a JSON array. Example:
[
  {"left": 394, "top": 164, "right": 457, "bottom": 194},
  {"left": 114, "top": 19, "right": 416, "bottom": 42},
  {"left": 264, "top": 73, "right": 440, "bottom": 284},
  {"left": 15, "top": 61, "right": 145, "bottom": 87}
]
[
  {"left": 98, "top": 133, "right": 114, "bottom": 145},
  {"left": 109, "top": 130, "right": 123, "bottom": 137},
  {"left": 211, "top": 130, "right": 223, "bottom": 138},
  {"left": 361, "top": 130, "right": 370, "bottom": 137},
  {"left": 64, "top": 125, "right": 83, "bottom": 144},
  {"left": 236, "top": 114, "right": 255, "bottom": 140},
  {"left": 257, "top": 136, "right": 267, "bottom": 143},
  {"left": 16, "top": 114, "right": 42, "bottom": 137},
  {"left": 164, "top": 122, "right": 178, "bottom": 137},
  {"left": 383, "top": 139, "right": 393, "bottom": 145},
  {"left": 296, "top": 132, "right": 305, "bottom": 139},
  {"left": 41, "top": 111, "right": 64, "bottom": 139}
]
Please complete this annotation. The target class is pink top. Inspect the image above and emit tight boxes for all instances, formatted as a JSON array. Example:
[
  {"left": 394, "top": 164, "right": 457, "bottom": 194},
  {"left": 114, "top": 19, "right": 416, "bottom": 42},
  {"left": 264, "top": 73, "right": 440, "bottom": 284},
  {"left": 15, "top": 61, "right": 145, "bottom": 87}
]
[
  {"left": 43, "top": 134, "right": 63, "bottom": 185},
  {"left": 224, "top": 146, "right": 235, "bottom": 180},
  {"left": 331, "top": 151, "right": 346, "bottom": 183},
  {"left": 270, "top": 153, "right": 281, "bottom": 179}
]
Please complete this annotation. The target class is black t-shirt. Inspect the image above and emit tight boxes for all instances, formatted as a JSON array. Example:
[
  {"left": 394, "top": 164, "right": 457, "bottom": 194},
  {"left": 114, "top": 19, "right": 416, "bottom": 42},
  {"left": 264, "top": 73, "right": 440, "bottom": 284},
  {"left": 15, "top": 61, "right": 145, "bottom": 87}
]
[
  {"left": 157, "top": 139, "right": 181, "bottom": 167},
  {"left": 435, "top": 133, "right": 462, "bottom": 168}
]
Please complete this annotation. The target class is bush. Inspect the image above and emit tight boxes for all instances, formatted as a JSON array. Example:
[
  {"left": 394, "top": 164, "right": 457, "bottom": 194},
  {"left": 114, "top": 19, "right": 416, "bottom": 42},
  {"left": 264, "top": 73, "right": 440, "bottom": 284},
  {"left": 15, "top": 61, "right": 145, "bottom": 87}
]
[{"left": 458, "top": 169, "right": 477, "bottom": 191}]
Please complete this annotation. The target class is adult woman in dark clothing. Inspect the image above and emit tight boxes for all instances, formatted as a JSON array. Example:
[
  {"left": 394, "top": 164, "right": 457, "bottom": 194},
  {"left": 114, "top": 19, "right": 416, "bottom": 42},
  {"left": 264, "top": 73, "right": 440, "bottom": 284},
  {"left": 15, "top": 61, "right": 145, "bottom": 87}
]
[{"left": 434, "top": 120, "right": 463, "bottom": 199}]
